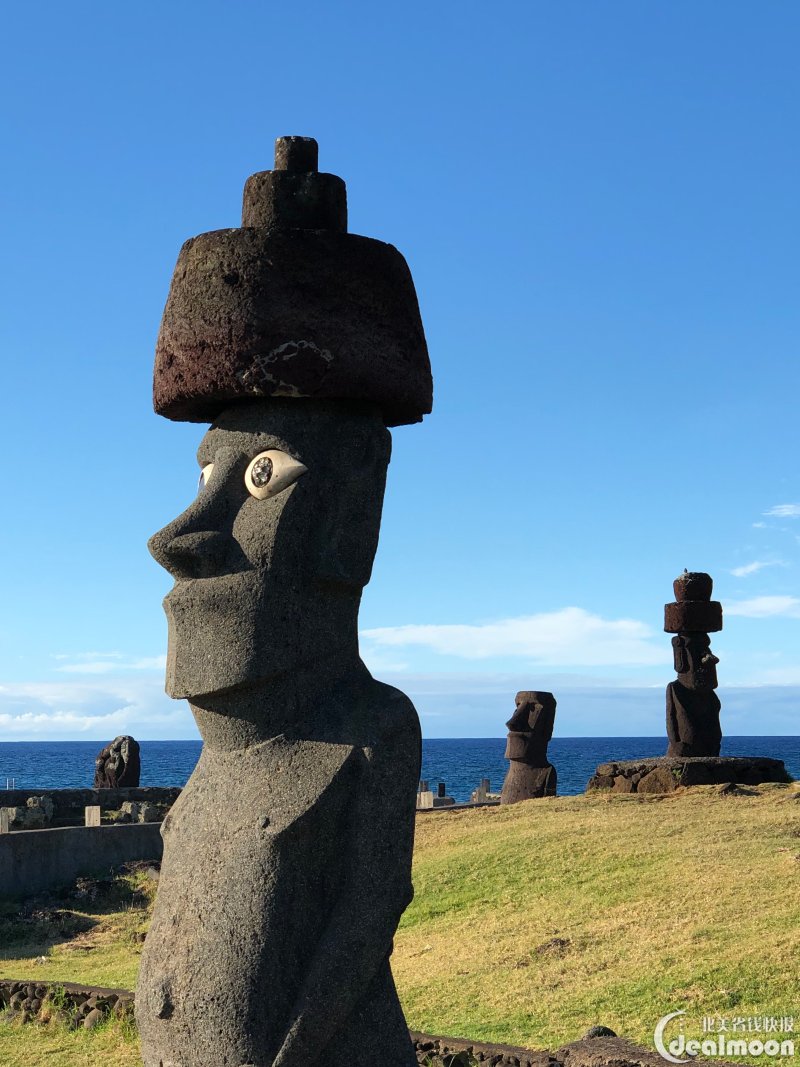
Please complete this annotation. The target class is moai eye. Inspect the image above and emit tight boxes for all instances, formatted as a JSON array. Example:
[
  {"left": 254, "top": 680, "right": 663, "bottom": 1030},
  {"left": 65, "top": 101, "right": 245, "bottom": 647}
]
[
  {"left": 198, "top": 463, "right": 215, "bottom": 492},
  {"left": 244, "top": 450, "right": 308, "bottom": 500}
]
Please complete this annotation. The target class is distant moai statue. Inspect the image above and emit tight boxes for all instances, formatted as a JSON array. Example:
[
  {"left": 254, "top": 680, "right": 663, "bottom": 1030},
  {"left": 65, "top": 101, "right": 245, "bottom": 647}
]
[
  {"left": 500, "top": 691, "right": 557, "bottom": 803},
  {"left": 664, "top": 570, "right": 723, "bottom": 757},
  {"left": 136, "top": 136, "right": 432, "bottom": 1067},
  {"left": 93, "top": 735, "right": 140, "bottom": 788}
]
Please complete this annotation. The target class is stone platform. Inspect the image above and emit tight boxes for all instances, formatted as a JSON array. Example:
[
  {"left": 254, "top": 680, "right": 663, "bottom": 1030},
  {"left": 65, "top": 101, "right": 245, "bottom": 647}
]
[{"left": 587, "top": 756, "right": 790, "bottom": 794}]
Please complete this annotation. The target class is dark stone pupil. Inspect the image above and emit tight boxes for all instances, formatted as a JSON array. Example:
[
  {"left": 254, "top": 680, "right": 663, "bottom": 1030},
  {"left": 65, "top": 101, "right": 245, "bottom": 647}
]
[{"left": 251, "top": 457, "right": 273, "bottom": 487}]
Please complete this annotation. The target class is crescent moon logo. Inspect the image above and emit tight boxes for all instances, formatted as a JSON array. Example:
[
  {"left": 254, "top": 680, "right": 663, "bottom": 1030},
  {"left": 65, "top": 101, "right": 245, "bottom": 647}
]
[{"left": 654, "top": 1010, "right": 688, "bottom": 1063}]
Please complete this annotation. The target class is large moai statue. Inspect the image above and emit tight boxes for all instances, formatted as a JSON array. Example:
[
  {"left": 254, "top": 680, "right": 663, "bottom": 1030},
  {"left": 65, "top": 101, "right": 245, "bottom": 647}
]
[
  {"left": 500, "top": 691, "right": 557, "bottom": 804},
  {"left": 664, "top": 570, "right": 723, "bottom": 757},
  {"left": 93, "top": 735, "right": 140, "bottom": 788},
  {"left": 136, "top": 137, "right": 432, "bottom": 1067}
]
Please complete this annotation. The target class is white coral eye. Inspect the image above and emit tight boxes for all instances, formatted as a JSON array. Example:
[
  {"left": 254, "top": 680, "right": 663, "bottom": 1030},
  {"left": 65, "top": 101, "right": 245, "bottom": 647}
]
[
  {"left": 198, "top": 463, "right": 214, "bottom": 492},
  {"left": 244, "top": 450, "right": 308, "bottom": 500}
]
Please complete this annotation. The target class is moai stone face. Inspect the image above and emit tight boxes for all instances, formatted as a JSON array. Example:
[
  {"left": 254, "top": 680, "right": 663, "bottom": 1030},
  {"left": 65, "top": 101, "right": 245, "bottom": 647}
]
[
  {"left": 501, "top": 690, "right": 557, "bottom": 803},
  {"left": 671, "top": 633, "right": 719, "bottom": 690},
  {"left": 136, "top": 138, "right": 428, "bottom": 1067},
  {"left": 149, "top": 400, "right": 390, "bottom": 703}
]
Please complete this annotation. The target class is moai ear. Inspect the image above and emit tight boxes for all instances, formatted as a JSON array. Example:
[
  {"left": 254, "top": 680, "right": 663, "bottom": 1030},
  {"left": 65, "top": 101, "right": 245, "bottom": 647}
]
[
  {"left": 315, "top": 425, "right": 392, "bottom": 590},
  {"left": 672, "top": 635, "right": 688, "bottom": 674}
]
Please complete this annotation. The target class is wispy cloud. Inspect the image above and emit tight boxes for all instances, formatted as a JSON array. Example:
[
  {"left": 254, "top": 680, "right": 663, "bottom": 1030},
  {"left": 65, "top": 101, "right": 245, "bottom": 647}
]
[
  {"left": 54, "top": 653, "right": 167, "bottom": 675},
  {"left": 764, "top": 504, "right": 800, "bottom": 518},
  {"left": 725, "top": 596, "right": 800, "bottom": 619},
  {"left": 0, "top": 677, "right": 193, "bottom": 740},
  {"left": 361, "top": 607, "right": 664, "bottom": 668},
  {"left": 730, "top": 560, "right": 785, "bottom": 578},
  {"left": 752, "top": 522, "right": 767, "bottom": 529}
]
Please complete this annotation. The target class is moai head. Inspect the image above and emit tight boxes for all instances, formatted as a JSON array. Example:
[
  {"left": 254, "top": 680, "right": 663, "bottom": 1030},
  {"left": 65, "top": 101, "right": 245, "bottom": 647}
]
[
  {"left": 149, "top": 399, "right": 392, "bottom": 698},
  {"left": 506, "top": 691, "right": 556, "bottom": 762},
  {"left": 671, "top": 633, "right": 719, "bottom": 690},
  {"left": 149, "top": 137, "right": 431, "bottom": 702},
  {"left": 94, "top": 735, "right": 140, "bottom": 788}
]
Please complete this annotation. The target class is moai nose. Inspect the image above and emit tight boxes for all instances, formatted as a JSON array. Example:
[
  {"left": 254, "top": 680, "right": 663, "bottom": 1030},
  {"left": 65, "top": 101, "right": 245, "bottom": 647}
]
[{"left": 149, "top": 529, "right": 231, "bottom": 580}]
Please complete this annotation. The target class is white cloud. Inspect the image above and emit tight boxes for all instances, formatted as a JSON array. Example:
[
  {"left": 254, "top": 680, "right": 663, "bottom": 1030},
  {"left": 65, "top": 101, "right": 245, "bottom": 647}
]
[
  {"left": 54, "top": 653, "right": 167, "bottom": 675},
  {"left": 725, "top": 596, "right": 800, "bottom": 619},
  {"left": 361, "top": 607, "right": 664, "bottom": 667},
  {"left": 752, "top": 522, "right": 767, "bottom": 529},
  {"left": 730, "top": 560, "right": 784, "bottom": 578},
  {"left": 0, "top": 675, "right": 194, "bottom": 740},
  {"left": 764, "top": 504, "right": 800, "bottom": 518}
]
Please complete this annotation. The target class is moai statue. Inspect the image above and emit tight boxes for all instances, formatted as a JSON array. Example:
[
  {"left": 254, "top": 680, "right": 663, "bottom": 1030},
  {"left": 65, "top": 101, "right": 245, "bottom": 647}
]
[
  {"left": 136, "top": 137, "right": 432, "bottom": 1067},
  {"left": 93, "top": 735, "right": 141, "bottom": 788},
  {"left": 500, "top": 691, "right": 557, "bottom": 804},
  {"left": 664, "top": 570, "right": 723, "bottom": 757}
]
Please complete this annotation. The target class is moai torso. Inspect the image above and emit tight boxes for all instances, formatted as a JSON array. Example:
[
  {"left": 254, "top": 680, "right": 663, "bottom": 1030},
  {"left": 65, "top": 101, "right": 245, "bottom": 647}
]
[
  {"left": 136, "top": 137, "right": 432, "bottom": 1067},
  {"left": 664, "top": 571, "right": 723, "bottom": 757},
  {"left": 500, "top": 691, "right": 557, "bottom": 804}
]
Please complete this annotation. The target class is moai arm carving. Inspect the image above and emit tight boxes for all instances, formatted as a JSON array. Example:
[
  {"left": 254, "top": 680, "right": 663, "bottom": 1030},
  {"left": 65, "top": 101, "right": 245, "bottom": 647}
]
[{"left": 274, "top": 695, "right": 419, "bottom": 1066}]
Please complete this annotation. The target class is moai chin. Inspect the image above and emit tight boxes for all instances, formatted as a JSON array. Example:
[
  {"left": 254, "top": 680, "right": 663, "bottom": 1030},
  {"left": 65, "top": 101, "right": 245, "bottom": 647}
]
[
  {"left": 136, "top": 137, "right": 432, "bottom": 1067},
  {"left": 500, "top": 691, "right": 557, "bottom": 804},
  {"left": 664, "top": 570, "right": 723, "bottom": 757}
]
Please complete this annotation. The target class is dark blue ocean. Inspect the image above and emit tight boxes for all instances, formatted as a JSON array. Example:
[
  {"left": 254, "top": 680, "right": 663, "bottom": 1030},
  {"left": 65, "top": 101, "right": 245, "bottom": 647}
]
[{"left": 0, "top": 737, "right": 797, "bottom": 803}]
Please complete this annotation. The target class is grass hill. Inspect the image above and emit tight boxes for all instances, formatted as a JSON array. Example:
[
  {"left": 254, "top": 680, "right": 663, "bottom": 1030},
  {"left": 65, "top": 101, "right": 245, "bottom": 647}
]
[{"left": 1, "top": 782, "right": 798, "bottom": 1066}]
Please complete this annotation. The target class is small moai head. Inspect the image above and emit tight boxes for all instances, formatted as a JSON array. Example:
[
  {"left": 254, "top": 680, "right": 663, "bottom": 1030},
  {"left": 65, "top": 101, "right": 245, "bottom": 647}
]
[
  {"left": 506, "top": 691, "right": 556, "bottom": 763},
  {"left": 507, "top": 691, "right": 556, "bottom": 734},
  {"left": 671, "top": 633, "right": 719, "bottom": 690}
]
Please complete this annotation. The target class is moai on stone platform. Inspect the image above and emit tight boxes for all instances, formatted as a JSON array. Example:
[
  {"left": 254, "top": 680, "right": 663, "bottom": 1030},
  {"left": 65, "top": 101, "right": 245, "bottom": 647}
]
[
  {"left": 664, "top": 570, "right": 723, "bottom": 757},
  {"left": 500, "top": 691, "right": 557, "bottom": 804},
  {"left": 93, "top": 735, "right": 141, "bottom": 788},
  {"left": 136, "top": 137, "right": 432, "bottom": 1067}
]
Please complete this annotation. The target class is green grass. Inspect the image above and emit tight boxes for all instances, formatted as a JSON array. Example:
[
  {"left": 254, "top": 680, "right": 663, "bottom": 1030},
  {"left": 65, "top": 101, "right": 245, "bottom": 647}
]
[
  {"left": 0, "top": 865, "right": 155, "bottom": 990},
  {"left": 2, "top": 785, "right": 799, "bottom": 1065},
  {"left": 394, "top": 783, "right": 800, "bottom": 1051},
  {"left": 0, "top": 1012, "right": 140, "bottom": 1067}
]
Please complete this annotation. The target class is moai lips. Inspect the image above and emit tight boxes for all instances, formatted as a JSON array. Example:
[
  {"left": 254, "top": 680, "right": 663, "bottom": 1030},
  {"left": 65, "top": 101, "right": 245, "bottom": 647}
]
[{"left": 153, "top": 136, "right": 432, "bottom": 427}]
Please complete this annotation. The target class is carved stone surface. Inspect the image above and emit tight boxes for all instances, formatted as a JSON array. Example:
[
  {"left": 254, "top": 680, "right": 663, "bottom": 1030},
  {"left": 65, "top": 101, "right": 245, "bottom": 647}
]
[
  {"left": 500, "top": 692, "right": 557, "bottom": 804},
  {"left": 137, "top": 138, "right": 426, "bottom": 1067},
  {"left": 664, "top": 571, "right": 722, "bottom": 757},
  {"left": 587, "top": 756, "right": 790, "bottom": 793},
  {"left": 93, "top": 736, "right": 141, "bottom": 788},
  {"left": 153, "top": 138, "right": 431, "bottom": 428}
]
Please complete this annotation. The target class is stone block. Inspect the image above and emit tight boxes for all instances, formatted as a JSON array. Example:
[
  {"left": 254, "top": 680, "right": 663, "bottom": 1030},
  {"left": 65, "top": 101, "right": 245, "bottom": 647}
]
[
  {"left": 664, "top": 600, "right": 722, "bottom": 633},
  {"left": 637, "top": 766, "right": 680, "bottom": 793},
  {"left": 84, "top": 806, "right": 101, "bottom": 827}
]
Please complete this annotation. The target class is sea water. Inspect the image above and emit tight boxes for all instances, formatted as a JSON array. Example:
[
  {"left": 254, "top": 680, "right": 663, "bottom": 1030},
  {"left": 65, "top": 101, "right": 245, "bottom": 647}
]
[{"left": 1, "top": 737, "right": 797, "bottom": 803}]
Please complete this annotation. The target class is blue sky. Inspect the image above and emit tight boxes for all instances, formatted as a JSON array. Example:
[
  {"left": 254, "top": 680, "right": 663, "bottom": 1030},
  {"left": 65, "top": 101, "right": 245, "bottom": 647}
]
[{"left": 1, "top": 1, "right": 798, "bottom": 740}]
